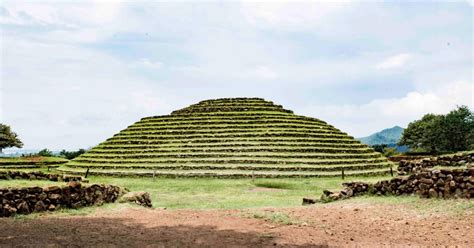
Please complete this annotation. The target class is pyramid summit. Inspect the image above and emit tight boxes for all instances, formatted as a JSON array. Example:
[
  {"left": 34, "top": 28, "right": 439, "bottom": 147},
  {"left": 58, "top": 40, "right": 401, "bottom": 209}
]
[{"left": 59, "top": 97, "right": 394, "bottom": 177}]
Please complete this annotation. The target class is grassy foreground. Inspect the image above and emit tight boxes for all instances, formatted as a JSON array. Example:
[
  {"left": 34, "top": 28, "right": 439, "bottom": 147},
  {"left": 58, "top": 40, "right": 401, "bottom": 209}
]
[
  {"left": 84, "top": 176, "right": 391, "bottom": 209},
  {"left": 0, "top": 175, "right": 389, "bottom": 209},
  {"left": 3, "top": 174, "right": 472, "bottom": 219}
]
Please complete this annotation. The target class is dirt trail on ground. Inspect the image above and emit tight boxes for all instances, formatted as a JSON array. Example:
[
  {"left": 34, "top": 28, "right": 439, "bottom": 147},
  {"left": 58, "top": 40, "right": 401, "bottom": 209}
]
[{"left": 0, "top": 202, "right": 472, "bottom": 247}]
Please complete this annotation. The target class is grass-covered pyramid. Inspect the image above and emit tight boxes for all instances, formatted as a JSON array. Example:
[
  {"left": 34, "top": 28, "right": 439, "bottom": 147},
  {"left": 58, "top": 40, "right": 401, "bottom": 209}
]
[{"left": 59, "top": 98, "right": 393, "bottom": 178}]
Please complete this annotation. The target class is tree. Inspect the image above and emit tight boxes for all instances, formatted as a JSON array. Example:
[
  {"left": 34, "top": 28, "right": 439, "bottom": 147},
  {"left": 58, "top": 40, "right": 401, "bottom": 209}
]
[
  {"left": 371, "top": 144, "right": 387, "bottom": 153},
  {"left": 440, "top": 106, "right": 474, "bottom": 152},
  {"left": 0, "top": 124, "right": 23, "bottom": 153},
  {"left": 37, "top": 149, "right": 53, "bottom": 157},
  {"left": 399, "top": 106, "right": 473, "bottom": 153},
  {"left": 59, "top": 149, "right": 86, "bottom": 160}
]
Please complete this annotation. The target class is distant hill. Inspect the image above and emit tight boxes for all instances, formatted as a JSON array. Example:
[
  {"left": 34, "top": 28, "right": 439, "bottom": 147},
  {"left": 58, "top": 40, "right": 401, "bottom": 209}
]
[{"left": 358, "top": 126, "right": 404, "bottom": 146}]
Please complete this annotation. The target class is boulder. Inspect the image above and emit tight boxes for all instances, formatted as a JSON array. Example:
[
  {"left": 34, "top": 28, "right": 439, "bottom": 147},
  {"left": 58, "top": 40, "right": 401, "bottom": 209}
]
[
  {"left": 428, "top": 188, "right": 438, "bottom": 198},
  {"left": 34, "top": 201, "right": 47, "bottom": 212},
  {"left": 302, "top": 197, "right": 317, "bottom": 205},
  {"left": 119, "top": 191, "right": 152, "bottom": 208}
]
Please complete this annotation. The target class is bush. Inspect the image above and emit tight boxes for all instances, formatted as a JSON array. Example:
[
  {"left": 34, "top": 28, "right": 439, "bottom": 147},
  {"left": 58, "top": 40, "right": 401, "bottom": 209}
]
[
  {"left": 37, "top": 149, "right": 54, "bottom": 157},
  {"left": 59, "top": 149, "right": 86, "bottom": 160}
]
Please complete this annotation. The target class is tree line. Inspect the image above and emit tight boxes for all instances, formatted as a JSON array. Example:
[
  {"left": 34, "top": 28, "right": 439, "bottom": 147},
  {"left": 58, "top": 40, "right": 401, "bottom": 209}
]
[
  {"left": 398, "top": 106, "right": 473, "bottom": 154},
  {"left": 0, "top": 124, "right": 86, "bottom": 159}
]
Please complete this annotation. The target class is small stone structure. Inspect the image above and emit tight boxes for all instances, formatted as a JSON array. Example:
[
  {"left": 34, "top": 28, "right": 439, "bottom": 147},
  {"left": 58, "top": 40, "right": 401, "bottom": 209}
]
[
  {"left": 398, "top": 152, "right": 473, "bottom": 175},
  {"left": 309, "top": 167, "right": 473, "bottom": 203},
  {"left": 0, "top": 171, "right": 85, "bottom": 182},
  {"left": 0, "top": 182, "right": 124, "bottom": 217}
]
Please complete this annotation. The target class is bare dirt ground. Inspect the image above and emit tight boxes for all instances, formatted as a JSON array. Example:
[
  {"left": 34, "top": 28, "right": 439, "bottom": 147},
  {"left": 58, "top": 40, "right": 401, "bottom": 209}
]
[{"left": 0, "top": 202, "right": 472, "bottom": 247}]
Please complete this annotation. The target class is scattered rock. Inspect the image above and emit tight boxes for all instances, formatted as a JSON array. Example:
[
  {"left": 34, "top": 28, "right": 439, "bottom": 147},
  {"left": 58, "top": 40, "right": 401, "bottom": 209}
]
[
  {"left": 119, "top": 191, "right": 152, "bottom": 208},
  {"left": 302, "top": 197, "right": 316, "bottom": 205}
]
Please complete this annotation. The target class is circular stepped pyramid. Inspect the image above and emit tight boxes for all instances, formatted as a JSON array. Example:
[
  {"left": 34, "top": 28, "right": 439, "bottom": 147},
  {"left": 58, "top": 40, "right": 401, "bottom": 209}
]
[{"left": 59, "top": 98, "right": 394, "bottom": 178}]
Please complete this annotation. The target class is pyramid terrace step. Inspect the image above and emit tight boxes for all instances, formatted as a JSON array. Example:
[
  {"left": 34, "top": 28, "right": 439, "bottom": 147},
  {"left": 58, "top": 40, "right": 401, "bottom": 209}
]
[
  {"left": 135, "top": 115, "right": 330, "bottom": 126},
  {"left": 81, "top": 150, "right": 379, "bottom": 159},
  {"left": 113, "top": 129, "right": 347, "bottom": 137},
  {"left": 87, "top": 146, "right": 373, "bottom": 154},
  {"left": 126, "top": 124, "right": 337, "bottom": 133},
  {"left": 72, "top": 156, "right": 387, "bottom": 165},
  {"left": 95, "top": 142, "right": 367, "bottom": 149},
  {"left": 106, "top": 133, "right": 353, "bottom": 142},
  {"left": 172, "top": 107, "right": 294, "bottom": 115},
  {"left": 142, "top": 111, "right": 295, "bottom": 120},
  {"left": 117, "top": 127, "right": 344, "bottom": 136},
  {"left": 103, "top": 137, "right": 361, "bottom": 145},
  {"left": 128, "top": 124, "right": 334, "bottom": 131},
  {"left": 56, "top": 167, "right": 392, "bottom": 178},
  {"left": 66, "top": 162, "right": 393, "bottom": 172},
  {"left": 141, "top": 112, "right": 325, "bottom": 123}
]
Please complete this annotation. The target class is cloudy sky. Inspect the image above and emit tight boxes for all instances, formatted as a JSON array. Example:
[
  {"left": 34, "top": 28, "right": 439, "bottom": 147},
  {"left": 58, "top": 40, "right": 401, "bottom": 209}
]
[{"left": 0, "top": 0, "right": 473, "bottom": 150}]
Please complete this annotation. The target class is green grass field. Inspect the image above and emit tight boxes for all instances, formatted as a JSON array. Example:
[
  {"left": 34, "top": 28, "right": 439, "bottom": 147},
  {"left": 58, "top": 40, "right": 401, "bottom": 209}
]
[
  {"left": 86, "top": 176, "right": 392, "bottom": 209},
  {"left": 0, "top": 173, "right": 389, "bottom": 209},
  {"left": 2, "top": 173, "right": 473, "bottom": 219}
]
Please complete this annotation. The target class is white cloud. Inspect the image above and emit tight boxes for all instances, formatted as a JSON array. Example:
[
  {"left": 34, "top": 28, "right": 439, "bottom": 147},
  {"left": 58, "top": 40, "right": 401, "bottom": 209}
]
[
  {"left": 375, "top": 53, "right": 412, "bottom": 70},
  {"left": 300, "top": 80, "right": 474, "bottom": 137},
  {"left": 1, "top": 36, "right": 175, "bottom": 149},
  {"left": 132, "top": 92, "right": 167, "bottom": 115},
  {"left": 1, "top": 1, "right": 472, "bottom": 150},
  {"left": 134, "top": 58, "right": 163, "bottom": 69},
  {"left": 242, "top": 1, "right": 350, "bottom": 32},
  {"left": 255, "top": 66, "right": 277, "bottom": 80}
]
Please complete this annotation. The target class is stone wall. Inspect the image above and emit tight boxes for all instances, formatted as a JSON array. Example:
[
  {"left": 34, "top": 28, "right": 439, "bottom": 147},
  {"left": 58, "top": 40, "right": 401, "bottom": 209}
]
[
  {"left": 398, "top": 152, "right": 474, "bottom": 175},
  {"left": 0, "top": 182, "right": 124, "bottom": 217},
  {"left": 0, "top": 171, "right": 85, "bottom": 182},
  {"left": 313, "top": 167, "right": 473, "bottom": 203},
  {"left": 372, "top": 168, "right": 473, "bottom": 198}
]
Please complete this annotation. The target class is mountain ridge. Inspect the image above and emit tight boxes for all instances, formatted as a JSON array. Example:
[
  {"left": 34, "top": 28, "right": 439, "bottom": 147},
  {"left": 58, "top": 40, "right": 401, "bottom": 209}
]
[{"left": 358, "top": 126, "right": 404, "bottom": 146}]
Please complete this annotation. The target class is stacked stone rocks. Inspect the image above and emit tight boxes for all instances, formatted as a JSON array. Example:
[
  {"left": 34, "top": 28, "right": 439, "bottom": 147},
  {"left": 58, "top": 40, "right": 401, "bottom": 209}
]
[
  {"left": 398, "top": 152, "right": 473, "bottom": 175},
  {"left": 309, "top": 167, "right": 473, "bottom": 204},
  {"left": 317, "top": 182, "right": 371, "bottom": 202},
  {"left": 0, "top": 171, "right": 85, "bottom": 182},
  {"left": 0, "top": 182, "right": 124, "bottom": 217},
  {"left": 372, "top": 168, "right": 473, "bottom": 198}
]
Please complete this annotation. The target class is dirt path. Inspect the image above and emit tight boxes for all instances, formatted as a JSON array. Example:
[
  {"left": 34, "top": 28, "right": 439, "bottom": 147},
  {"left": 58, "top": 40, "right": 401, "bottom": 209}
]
[{"left": 0, "top": 202, "right": 472, "bottom": 247}]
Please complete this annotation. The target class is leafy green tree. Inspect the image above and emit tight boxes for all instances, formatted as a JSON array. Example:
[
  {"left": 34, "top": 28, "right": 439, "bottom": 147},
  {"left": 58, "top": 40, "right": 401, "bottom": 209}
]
[
  {"left": 0, "top": 124, "right": 23, "bottom": 153},
  {"left": 370, "top": 144, "right": 399, "bottom": 157},
  {"left": 371, "top": 144, "right": 387, "bottom": 153},
  {"left": 37, "top": 148, "right": 53, "bottom": 157},
  {"left": 399, "top": 106, "right": 473, "bottom": 153},
  {"left": 440, "top": 106, "right": 473, "bottom": 152},
  {"left": 59, "top": 149, "right": 86, "bottom": 159}
]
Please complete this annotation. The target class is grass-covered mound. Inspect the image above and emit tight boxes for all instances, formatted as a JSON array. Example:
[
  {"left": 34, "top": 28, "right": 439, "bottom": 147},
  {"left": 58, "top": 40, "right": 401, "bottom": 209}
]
[{"left": 59, "top": 98, "right": 394, "bottom": 178}]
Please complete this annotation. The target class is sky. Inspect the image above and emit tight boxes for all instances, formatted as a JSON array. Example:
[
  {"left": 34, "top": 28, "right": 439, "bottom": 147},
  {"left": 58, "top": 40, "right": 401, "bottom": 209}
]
[{"left": 0, "top": 0, "right": 473, "bottom": 150}]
